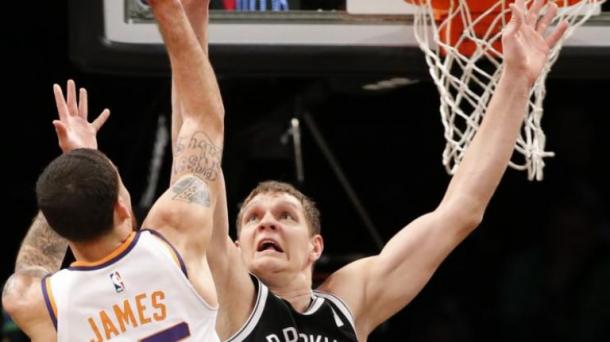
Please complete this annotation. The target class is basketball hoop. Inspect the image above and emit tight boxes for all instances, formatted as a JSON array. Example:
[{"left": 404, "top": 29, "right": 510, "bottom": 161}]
[{"left": 406, "top": 0, "right": 604, "bottom": 180}]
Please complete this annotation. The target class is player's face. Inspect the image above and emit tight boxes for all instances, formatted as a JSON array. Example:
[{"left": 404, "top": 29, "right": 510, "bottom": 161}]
[{"left": 238, "top": 193, "right": 322, "bottom": 279}]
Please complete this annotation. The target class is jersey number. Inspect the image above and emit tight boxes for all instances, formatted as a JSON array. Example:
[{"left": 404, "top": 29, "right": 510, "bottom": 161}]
[{"left": 139, "top": 322, "right": 190, "bottom": 342}]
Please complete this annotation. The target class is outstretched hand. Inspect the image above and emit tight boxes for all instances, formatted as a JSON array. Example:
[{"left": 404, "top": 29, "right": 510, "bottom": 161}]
[
  {"left": 502, "top": 0, "right": 569, "bottom": 85},
  {"left": 52, "top": 80, "right": 110, "bottom": 152}
]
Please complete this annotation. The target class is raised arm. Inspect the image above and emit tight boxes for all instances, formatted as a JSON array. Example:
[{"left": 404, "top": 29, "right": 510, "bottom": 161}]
[
  {"left": 320, "top": 0, "right": 569, "bottom": 337},
  {"left": 2, "top": 80, "right": 109, "bottom": 340},
  {"left": 207, "top": 173, "right": 257, "bottom": 340},
  {"left": 171, "top": 0, "right": 210, "bottom": 159},
  {"left": 169, "top": 2, "right": 256, "bottom": 336},
  {"left": 142, "top": 0, "right": 225, "bottom": 304}
]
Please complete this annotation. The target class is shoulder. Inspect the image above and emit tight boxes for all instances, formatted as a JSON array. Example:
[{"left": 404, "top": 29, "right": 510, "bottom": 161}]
[
  {"left": 317, "top": 257, "right": 377, "bottom": 337},
  {"left": 314, "top": 290, "right": 357, "bottom": 329},
  {"left": 225, "top": 275, "right": 271, "bottom": 342},
  {"left": 243, "top": 274, "right": 271, "bottom": 316},
  {"left": 317, "top": 256, "right": 374, "bottom": 301},
  {"left": 142, "top": 175, "right": 213, "bottom": 249}
]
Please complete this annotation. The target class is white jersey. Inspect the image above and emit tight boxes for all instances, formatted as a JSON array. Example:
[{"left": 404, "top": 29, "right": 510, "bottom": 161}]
[{"left": 41, "top": 229, "right": 219, "bottom": 342}]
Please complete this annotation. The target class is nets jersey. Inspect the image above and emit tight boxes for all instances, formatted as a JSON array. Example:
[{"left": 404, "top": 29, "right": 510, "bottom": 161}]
[
  {"left": 228, "top": 276, "right": 358, "bottom": 342},
  {"left": 41, "top": 229, "right": 219, "bottom": 342}
]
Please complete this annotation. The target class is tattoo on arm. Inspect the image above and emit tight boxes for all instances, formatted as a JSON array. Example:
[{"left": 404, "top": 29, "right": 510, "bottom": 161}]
[
  {"left": 173, "top": 131, "right": 222, "bottom": 182},
  {"left": 15, "top": 213, "right": 68, "bottom": 274},
  {"left": 171, "top": 176, "right": 211, "bottom": 207}
]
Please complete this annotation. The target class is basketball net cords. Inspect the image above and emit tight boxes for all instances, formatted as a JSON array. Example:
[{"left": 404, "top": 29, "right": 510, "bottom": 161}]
[{"left": 412, "top": 0, "right": 603, "bottom": 180}]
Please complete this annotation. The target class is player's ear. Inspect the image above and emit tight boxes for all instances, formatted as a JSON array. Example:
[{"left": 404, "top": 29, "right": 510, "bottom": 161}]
[
  {"left": 309, "top": 234, "right": 324, "bottom": 262},
  {"left": 114, "top": 198, "right": 131, "bottom": 225}
]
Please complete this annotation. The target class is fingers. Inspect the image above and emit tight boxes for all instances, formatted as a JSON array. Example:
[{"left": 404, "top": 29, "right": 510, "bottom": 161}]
[
  {"left": 53, "top": 84, "right": 69, "bottom": 123},
  {"left": 505, "top": 3, "right": 525, "bottom": 37},
  {"left": 79, "top": 88, "right": 88, "bottom": 119},
  {"left": 92, "top": 109, "right": 111, "bottom": 132},
  {"left": 536, "top": 2, "right": 558, "bottom": 35},
  {"left": 546, "top": 19, "right": 569, "bottom": 48},
  {"left": 532, "top": 2, "right": 566, "bottom": 48},
  {"left": 66, "top": 80, "right": 79, "bottom": 117},
  {"left": 526, "top": 0, "right": 545, "bottom": 27}
]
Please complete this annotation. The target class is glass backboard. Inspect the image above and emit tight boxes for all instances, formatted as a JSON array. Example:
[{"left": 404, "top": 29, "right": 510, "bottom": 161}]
[{"left": 69, "top": 0, "right": 610, "bottom": 78}]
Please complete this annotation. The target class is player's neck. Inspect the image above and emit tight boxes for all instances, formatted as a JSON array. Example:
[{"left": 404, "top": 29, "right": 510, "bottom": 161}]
[
  {"left": 70, "top": 224, "right": 134, "bottom": 263},
  {"left": 266, "top": 271, "right": 314, "bottom": 313}
]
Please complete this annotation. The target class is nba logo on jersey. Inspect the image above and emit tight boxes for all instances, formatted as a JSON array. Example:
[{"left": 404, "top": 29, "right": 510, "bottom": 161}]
[{"left": 109, "top": 271, "right": 125, "bottom": 293}]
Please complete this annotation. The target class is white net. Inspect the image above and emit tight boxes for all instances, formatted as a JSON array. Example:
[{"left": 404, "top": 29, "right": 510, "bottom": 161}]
[{"left": 412, "top": 0, "right": 604, "bottom": 180}]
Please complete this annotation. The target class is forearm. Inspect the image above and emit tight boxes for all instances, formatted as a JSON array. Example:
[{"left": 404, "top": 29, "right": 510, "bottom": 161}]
[
  {"left": 185, "top": 0, "right": 210, "bottom": 54},
  {"left": 209, "top": 172, "right": 231, "bottom": 266},
  {"left": 15, "top": 212, "right": 67, "bottom": 275},
  {"left": 171, "top": 1, "right": 210, "bottom": 153},
  {"left": 441, "top": 70, "right": 530, "bottom": 215},
  {"left": 171, "top": 80, "right": 183, "bottom": 156},
  {"left": 151, "top": 0, "right": 223, "bottom": 128}
]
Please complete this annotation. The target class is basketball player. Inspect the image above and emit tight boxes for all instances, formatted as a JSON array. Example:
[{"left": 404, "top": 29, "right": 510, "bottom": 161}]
[
  {"left": 2, "top": 0, "right": 225, "bottom": 340},
  {"left": 207, "top": 0, "right": 569, "bottom": 340}
]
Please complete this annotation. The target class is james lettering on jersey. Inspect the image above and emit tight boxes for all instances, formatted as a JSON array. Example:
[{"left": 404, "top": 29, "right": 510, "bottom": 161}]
[{"left": 41, "top": 230, "right": 218, "bottom": 341}]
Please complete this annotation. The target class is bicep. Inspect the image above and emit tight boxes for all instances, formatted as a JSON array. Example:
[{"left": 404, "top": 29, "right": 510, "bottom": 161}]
[
  {"left": 366, "top": 210, "right": 472, "bottom": 330},
  {"left": 143, "top": 174, "right": 215, "bottom": 254},
  {"left": 203, "top": 174, "right": 257, "bottom": 338},
  {"left": 326, "top": 210, "right": 473, "bottom": 335},
  {"left": 208, "top": 236, "right": 257, "bottom": 340}
]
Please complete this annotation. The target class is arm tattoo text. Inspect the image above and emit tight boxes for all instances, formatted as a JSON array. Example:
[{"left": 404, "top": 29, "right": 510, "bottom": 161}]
[{"left": 173, "top": 131, "right": 222, "bottom": 182}]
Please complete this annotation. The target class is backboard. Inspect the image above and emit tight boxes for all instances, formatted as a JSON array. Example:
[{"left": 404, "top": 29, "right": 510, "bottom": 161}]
[{"left": 69, "top": 0, "right": 610, "bottom": 78}]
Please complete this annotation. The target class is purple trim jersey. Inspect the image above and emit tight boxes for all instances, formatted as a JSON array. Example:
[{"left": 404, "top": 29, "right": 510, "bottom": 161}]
[{"left": 41, "top": 229, "right": 219, "bottom": 341}]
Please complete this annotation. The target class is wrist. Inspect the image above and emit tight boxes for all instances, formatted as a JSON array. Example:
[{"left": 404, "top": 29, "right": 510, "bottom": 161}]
[{"left": 500, "top": 67, "right": 534, "bottom": 89}]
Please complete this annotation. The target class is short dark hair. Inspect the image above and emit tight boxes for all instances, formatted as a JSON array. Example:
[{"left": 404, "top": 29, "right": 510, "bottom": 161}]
[
  {"left": 236, "top": 181, "right": 321, "bottom": 236},
  {"left": 36, "top": 149, "right": 119, "bottom": 242}
]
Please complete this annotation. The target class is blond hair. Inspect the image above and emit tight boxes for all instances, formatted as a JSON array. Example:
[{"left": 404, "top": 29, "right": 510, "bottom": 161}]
[{"left": 236, "top": 181, "right": 320, "bottom": 236}]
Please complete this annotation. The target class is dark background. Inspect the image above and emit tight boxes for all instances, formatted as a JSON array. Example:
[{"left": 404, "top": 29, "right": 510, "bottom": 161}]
[{"left": 3, "top": 1, "right": 609, "bottom": 341}]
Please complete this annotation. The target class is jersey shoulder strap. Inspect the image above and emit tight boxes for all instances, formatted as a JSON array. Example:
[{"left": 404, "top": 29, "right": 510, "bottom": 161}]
[{"left": 227, "top": 275, "right": 268, "bottom": 342}]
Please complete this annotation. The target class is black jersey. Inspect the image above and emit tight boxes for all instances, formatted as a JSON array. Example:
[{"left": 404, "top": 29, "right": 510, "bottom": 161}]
[{"left": 227, "top": 276, "right": 358, "bottom": 342}]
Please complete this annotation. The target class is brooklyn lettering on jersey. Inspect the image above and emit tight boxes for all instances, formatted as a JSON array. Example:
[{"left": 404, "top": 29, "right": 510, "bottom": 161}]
[
  {"left": 265, "top": 327, "right": 339, "bottom": 342},
  {"left": 87, "top": 290, "right": 166, "bottom": 341}
]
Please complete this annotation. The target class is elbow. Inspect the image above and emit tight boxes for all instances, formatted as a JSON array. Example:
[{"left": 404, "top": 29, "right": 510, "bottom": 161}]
[
  {"left": 464, "top": 210, "right": 484, "bottom": 231},
  {"left": 206, "top": 97, "right": 225, "bottom": 123},
  {"left": 458, "top": 199, "right": 485, "bottom": 230},
  {"left": 453, "top": 211, "right": 483, "bottom": 237},
  {"left": 2, "top": 293, "right": 20, "bottom": 320},
  {"left": 211, "top": 112, "right": 225, "bottom": 137},
  {"left": 215, "top": 102, "right": 225, "bottom": 122},
  {"left": 183, "top": 99, "right": 225, "bottom": 133},
  {"left": 202, "top": 105, "right": 225, "bottom": 139},
  {"left": 206, "top": 101, "right": 225, "bottom": 126},
  {"left": 2, "top": 273, "right": 33, "bottom": 318},
  {"left": 437, "top": 198, "right": 485, "bottom": 236}
]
